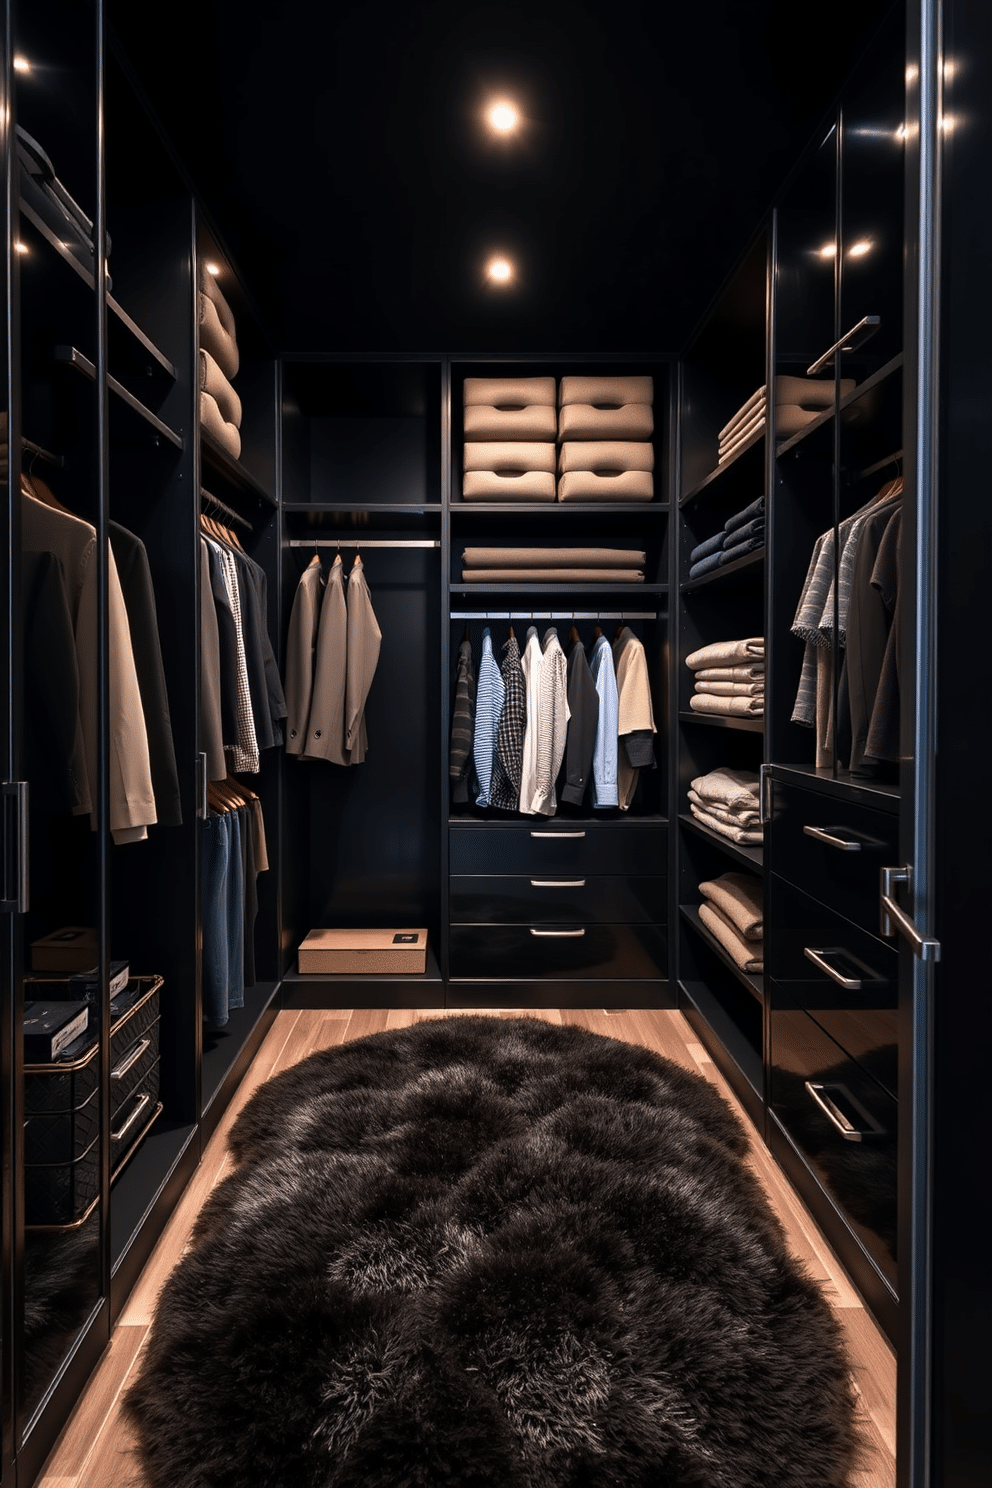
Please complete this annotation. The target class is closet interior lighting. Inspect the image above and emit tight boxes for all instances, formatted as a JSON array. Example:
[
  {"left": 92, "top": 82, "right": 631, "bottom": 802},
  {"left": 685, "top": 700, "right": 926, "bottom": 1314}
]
[
  {"left": 288, "top": 538, "right": 440, "bottom": 549},
  {"left": 13, "top": 55, "right": 30, "bottom": 72},
  {"left": 487, "top": 258, "right": 513, "bottom": 282},
  {"left": 488, "top": 101, "right": 519, "bottom": 132},
  {"left": 205, "top": 262, "right": 221, "bottom": 276},
  {"left": 449, "top": 610, "right": 659, "bottom": 621}
]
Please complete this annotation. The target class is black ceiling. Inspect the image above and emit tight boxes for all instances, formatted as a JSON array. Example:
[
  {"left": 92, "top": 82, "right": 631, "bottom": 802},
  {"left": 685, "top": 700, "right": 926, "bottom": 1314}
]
[{"left": 108, "top": 0, "right": 896, "bottom": 357}]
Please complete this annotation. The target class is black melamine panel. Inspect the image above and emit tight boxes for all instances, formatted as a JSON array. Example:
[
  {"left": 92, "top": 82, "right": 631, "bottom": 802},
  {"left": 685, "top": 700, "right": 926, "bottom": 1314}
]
[
  {"left": 449, "top": 922, "right": 666, "bottom": 981},
  {"left": 768, "top": 778, "right": 897, "bottom": 933},
  {"left": 449, "top": 822, "right": 663, "bottom": 876},
  {"left": 449, "top": 875, "right": 664, "bottom": 925}
]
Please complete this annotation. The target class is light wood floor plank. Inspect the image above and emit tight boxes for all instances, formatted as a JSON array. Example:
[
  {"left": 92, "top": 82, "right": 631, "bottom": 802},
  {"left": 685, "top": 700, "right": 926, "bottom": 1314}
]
[{"left": 37, "top": 1326, "right": 145, "bottom": 1484}]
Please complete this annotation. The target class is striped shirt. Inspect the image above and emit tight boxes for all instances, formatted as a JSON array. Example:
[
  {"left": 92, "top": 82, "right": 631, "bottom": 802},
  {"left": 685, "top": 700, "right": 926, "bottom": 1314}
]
[{"left": 473, "top": 627, "right": 505, "bottom": 807}]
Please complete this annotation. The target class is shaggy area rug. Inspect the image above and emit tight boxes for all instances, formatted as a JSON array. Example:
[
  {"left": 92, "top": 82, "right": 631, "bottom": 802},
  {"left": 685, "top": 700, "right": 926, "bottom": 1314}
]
[{"left": 125, "top": 1017, "right": 860, "bottom": 1487}]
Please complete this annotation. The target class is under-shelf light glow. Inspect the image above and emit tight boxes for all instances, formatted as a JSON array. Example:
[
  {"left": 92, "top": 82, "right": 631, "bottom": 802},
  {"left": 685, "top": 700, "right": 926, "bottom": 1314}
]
[
  {"left": 205, "top": 262, "right": 221, "bottom": 276},
  {"left": 487, "top": 257, "right": 513, "bottom": 283},
  {"left": 848, "top": 240, "right": 872, "bottom": 258},
  {"left": 818, "top": 242, "right": 837, "bottom": 258},
  {"left": 14, "top": 241, "right": 28, "bottom": 254},
  {"left": 13, "top": 56, "right": 30, "bottom": 73},
  {"left": 488, "top": 101, "right": 519, "bottom": 133}
]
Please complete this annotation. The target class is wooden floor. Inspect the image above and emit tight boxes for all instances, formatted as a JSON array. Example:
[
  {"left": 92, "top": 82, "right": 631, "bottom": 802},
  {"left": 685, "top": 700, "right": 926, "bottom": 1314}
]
[{"left": 38, "top": 1007, "right": 897, "bottom": 1487}]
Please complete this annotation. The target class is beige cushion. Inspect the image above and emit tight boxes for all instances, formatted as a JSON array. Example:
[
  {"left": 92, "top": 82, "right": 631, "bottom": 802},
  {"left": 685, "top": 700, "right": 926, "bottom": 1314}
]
[
  {"left": 463, "top": 441, "right": 556, "bottom": 474},
  {"left": 776, "top": 374, "right": 855, "bottom": 406},
  {"left": 559, "top": 375, "right": 653, "bottom": 407},
  {"left": 198, "top": 292, "right": 239, "bottom": 381},
  {"left": 198, "top": 349, "right": 242, "bottom": 428},
  {"left": 199, "top": 390, "right": 242, "bottom": 460},
  {"left": 461, "top": 470, "right": 556, "bottom": 501},
  {"left": 463, "top": 376, "right": 556, "bottom": 407},
  {"left": 558, "top": 404, "right": 654, "bottom": 440},
  {"left": 559, "top": 440, "right": 654, "bottom": 473},
  {"left": 557, "top": 470, "right": 654, "bottom": 502},
  {"left": 198, "top": 266, "right": 238, "bottom": 341},
  {"left": 464, "top": 405, "right": 557, "bottom": 440}
]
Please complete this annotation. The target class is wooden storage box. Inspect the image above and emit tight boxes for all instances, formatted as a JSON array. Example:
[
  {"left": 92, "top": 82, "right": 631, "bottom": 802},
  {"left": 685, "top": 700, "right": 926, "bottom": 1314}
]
[{"left": 298, "top": 928, "right": 428, "bottom": 975}]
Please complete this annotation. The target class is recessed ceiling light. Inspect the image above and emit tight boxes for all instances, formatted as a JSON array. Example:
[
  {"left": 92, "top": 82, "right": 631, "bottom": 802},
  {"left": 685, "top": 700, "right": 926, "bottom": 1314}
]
[
  {"left": 848, "top": 240, "right": 872, "bottom": 257},
  {"left": 487, "top": 257, "right": 513, "bottom": 283},
  {"left": 205, "top": 262, "right": 221, "bottom": 276},
  {"left": 818, "top": 243, "right": 837, "bottom": 258},
  {"left": 13, "top": 56, "right": 30, "bottom": 73},
  {"left": 488, "top": 101, "right": 518, "bottom": 134},
  {"left": 14, "top": 241, "right": 28, "bottom": 254}
]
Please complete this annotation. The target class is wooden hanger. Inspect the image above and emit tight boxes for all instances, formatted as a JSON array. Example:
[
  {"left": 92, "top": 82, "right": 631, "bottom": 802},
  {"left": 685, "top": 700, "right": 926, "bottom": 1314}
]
[
  {"left": 568, "top": 625, "right": 580, "bottom": 646},
  {"left": 22, "top": 470, "right": 74, "bottom": 516},
  {"left": 508, "top": 623, "right": 515, "bottom": 639},
  {"left": 592, "top": 624, "right": 603, "bottom": 639}
]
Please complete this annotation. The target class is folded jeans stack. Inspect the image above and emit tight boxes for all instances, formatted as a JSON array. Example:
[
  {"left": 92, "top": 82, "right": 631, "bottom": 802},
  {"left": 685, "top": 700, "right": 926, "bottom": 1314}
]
[
  {"left": 557, "top": 376, "right": 654, "bottom": 502},
  {"left": 462, "top": 378, "right": 557, "bottom": 501},
  {"left": 718, "top": 387, "right": 765, "bottom": 464},
  {"left": 688, "top": 768, "right": 763, "bottom": 845},
  {"left": 688, "top": 495, "right": 766, "bottom": 579},
  {"left": 698, "top": 871, "right": 764, "bottom": 973},
  {"left": 461, "top": 547, "right": 646, "bottom": 583},
  {"left": 775, "top": 374, "right": 856, "bottom": 438},
  {"left": 198, "top": 267, "right": 242, "bottom": 460},
  {"left": 685, "top": 637, "right": 764, "bottom": 717}
]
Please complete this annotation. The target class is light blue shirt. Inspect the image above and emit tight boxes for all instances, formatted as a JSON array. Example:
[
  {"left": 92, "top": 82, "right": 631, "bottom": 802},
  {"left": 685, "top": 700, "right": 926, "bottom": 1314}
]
[{"left": 589, "top": 635, "right": 619, "bottom": 808}]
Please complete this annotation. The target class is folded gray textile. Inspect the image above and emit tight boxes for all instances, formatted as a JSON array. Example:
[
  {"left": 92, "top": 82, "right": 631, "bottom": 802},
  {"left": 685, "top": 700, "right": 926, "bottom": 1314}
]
[
  {"left": 776, "top": 374, "right": 855, "bottom": 407},
  {"left": 723, "top": 516, "right": 765, "bottom": 546},
  {"left": 689, "top": 692, "right": 764, "bottom": 717},
  {"left": 464, "top": 441, "right": 557, "bottom": 474},
  {"left": 690, "top": 768, "right": 761, "bottom": 811},
  {"left": 462, "top": 569, "right": 644, "bottom": 583},
  {"left": 199, "top": 390, "right": 242, "bottom": 460},
  {"left": 688, "top": 551, "right": 725, "bottom": 580},
  {"left": 692, "top": 679, "right": 764, "bottom": 696},
  {"left": 689, "top": 802, "right": 764, "bottom": 845},
  {"left": 718, "top": 386, "right": 766, "bottom": 441},
  {"left": 558, "top": 404, "right": 654, "bottom": 441},
  {"left": 689, "top": 530, "right": 726, "bottom": 564},
  {"left": 699, "top": 872, "right": 764, "bottom": 941},
  {"left": 687, "top": 788, "right": 760, "bottom": 826},
  {"left": 686, "top": 638, "right": 764, "bottom": 670},
  {"left": 198, "top": 293, "right": 239, "bottom": 381},
  {"left": 464, "top": 405, "right": 558, "bottom": 440},
  {"left": 724, "top": 495, "right": 766, "bottom": 534},
  {"left": 558, "top": 440, "right": 655, "bottom": 473},
  {"left": 463, "top": 547, "right": 646, "bottom": 568},
  {"left": 559, "top": 375, "right": 653, "bottom": 407},
  {"left": 719, "top": 534, "right": 765, "bottom": 565},
  {"left": 198, "top": 349, "right": 242, "bottom": 428},
  {"left": 694, "top": 664, "right": 765, "bottom": 681},
  {"left": 698, "top": 901, "right": 764, "bottom": 971},
  {"left": 464, "top": 376, "right": 556, "bottom": 407},
  {"left": 462, "top": 471, "right": 556, "bottom": 501},
  {"left": 558, "top": 470, "right": 654, "bottom": 502}
]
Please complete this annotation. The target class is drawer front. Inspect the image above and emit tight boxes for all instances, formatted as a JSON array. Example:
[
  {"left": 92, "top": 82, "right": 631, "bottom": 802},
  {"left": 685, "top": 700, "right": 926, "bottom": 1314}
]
[
  {"left": 450, "top": 824, "right": 664, "bottom": 876},
  {"left": 770, "top": 987, "right": 897, "bottom": 1288},
  {"left": 111, "top": 1059, "right": 161, "bottom": 1170},
  {"left": 449, "top": 922, "right": 667, "bottom": 980},
  {"left": 450, "top": 875, "right": 665, "bottom": 924},
  {"left": 24, "top": 1087, "right": 100, "bottom": 1165},
  {"left": 110, "top": 1016, "right": 161, "bottom": 1117},
  {"left": 770, "top": 780, "right": 897, "bottom": 934}
]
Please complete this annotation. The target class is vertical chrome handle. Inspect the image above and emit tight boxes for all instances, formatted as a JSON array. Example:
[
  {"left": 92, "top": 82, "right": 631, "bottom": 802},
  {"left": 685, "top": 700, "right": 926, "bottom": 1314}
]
[
  {"left": 759, "top": 764, "right": 771, "bottom": 826},
  {"left": 880, "top": 865, "right": 941, "bottom": 961},
  {"left": 2, "top": 782, "right": 30, "bottom": 913},
  {"left": 198, "top": 752, "right": 208, "bottom": 820}
]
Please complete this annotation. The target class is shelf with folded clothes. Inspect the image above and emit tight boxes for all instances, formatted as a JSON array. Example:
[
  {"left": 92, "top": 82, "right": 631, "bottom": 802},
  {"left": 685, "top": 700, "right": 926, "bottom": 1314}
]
[
  {"left": 678, "top": 711, "right": 763, "bottom": 733},
  {"left": 774, "top": 353, "right": 904, "bottom": 460},
  {"left": 678, "top": 813, "right": 763, "bottom": 871},
  {"left": 679, "top": 905, "right": 763, "bottom": 1003},
  {"left": 679, "top": 430, "right": 765, "bottom": 508},
  {"left": 53, "top": 344, "right": 183, "bottom": 451},
  {"left": 453, "top": 539, "right": 667, "bottom": 591},
  {"left": 681, "top": 548, "right": 763, "bottom": 592}
]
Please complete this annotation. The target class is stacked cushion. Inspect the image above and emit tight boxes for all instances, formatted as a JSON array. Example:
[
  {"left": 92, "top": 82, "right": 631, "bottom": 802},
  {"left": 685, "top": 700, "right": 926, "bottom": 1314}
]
[
  {"left": 557, "top": 376, "right": 655, "bottom": 502},
  {"left": 462, "top": 378, "right": 557, "bottom": 501},
  {"left": 198, "top": 267, "right": 242, "bottom": 460}
]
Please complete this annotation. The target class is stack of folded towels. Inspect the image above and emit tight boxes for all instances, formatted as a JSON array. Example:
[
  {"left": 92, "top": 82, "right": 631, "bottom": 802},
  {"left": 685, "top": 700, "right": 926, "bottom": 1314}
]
[
  {"left": 775, "top": 374, "right": 855, "bottom": 438},
  {"left": 557, "top": 376, "right": 654, "bottom": 502},
  {"left": 461, "top": 548, "right": 646, "bottom": 583},
  {"left": 697, "top": 871, "right": 764, "bottom": 973},
  {"left": 198, "top": 266, "right": 243, "bottom": 461},
  {"left": 685, "top": 637, "right": 765, "bottom": 718},
  {"left": 688, "top": 495, "right": 766, "bottom": 579},
  {"left": 688, "top": 767, "right": 763, "bottom": 845},
  {"left": 718, "top": 386, "right": 766, "bottom": 464},
  {"left": 462, "top": 377, "right": 558, "bottom": 501}
]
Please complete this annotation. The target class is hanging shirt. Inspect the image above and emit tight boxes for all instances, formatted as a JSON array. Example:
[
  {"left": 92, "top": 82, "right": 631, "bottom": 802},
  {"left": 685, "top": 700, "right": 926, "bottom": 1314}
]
[
  {"left": 344, "top": 556, "right": 381, "bottom": 764},
  {"left": 490, "top": 633, "right": 526, "bottom": 811},
  {"left": 285, "top": 555, "right": 324, "bottom": 755},
  {"left": 450, "top": 637, "right": 476, "bottom": 804},
  {"left": 530, "top": 627, "right": 570, "bottom": 817},
  {"left": 473, "top": 627, "right": 505, "bottom": 808},
  {"left": 519, "top": 627, "right": 543, "bottom": 815},
  {"left": 303, "top": 555, "right": 348, "bottom": 763},
  {"left": 613, "top": 627, "right": 656, "bottom": 811},
  {"left": 561, "top": 639, "right": 599, "bottom": 807},
  {"left": 589, "top": 634, "right": 619, "bottom": 809}
]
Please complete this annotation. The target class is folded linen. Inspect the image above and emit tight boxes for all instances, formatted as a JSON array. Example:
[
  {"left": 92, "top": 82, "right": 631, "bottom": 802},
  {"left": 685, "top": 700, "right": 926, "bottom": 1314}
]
[
  {"left": 199, "top": 390, "right": 242, "bottom": 460},
  {"left": 198, "top": 292, "right": 239, "bottom": 381},
  {"left": 775, "top": 405, "right": 824, "bottom": 438},
  {"left": 718, "top": 386, "right": 766, "bottom": 442},
  {"left": 690, "top": 768, "right": 761, "bottom": 812},
  {"left": 464, "top": 376, "right": 556, "bottom": 407},
  {"left": 698, "top": 901, "right": 764, "bottom": 971},
  {"left": 463, "top": 547, "right": 646, "bottom": 569},
  {"left": 686, "top": 789, "right": 760, "bottom": 827},
  {"left": 723, "top": 516, "right": 765, "bottom": 546},
  {"left": 699, "top": 872, "right": 764, "bottom": 940},
  {"left": 558, "top": 470, "right": 654, "bottom": 502},
  {"left": 689, "top": 530, "right": 726, "bottom": 564},
  {"left": 718, "top": 410, "right": 765, "bottom": 461},
  {"left": 461, "top": 568, "right": 644, "bottom": 583},
  {"left": 464, "top": 441, "right": 557, "bottom": 474},
  {"left": 686, "top": 638, "right": 764, "bottom": 670},
  {"left": 693, "top": 679, "right": 765, "bottom": 696},
  {"left": 719, "top": 404, "right": 766, "bottom": 448},
  {"left": 688, "top": 552, "right": 725, "bottom": 581},
  {"left": 558, "top": 440, "right": 655, "bottom": 473},
  {"left": 559, "top": 375, "right": 653, "bottom": 407},
  {"left": 462, "top": 471, "right": 556, "bottom": 501},
  {"left": 689, "top": 692, "right": 763, "bottom": 717},
  {"left": 694, "top": 664, "right": 765, "bottom": 681},
  {"left": 776, "top": 374, "right": 855, "bottom": 407},
  {"left": 724, "top": 495, "right": 766, "bottom": 534},
  {"left": 199, "top": 266, "right": 238, "bottom": 341},
  {"left": 719, "top": 534, "right": 765, "bottom": 565},
  {"left": 463, "top": 404, "right": 557, "bottom": 441},
  {"left": 198, "top": 348, "right": 242, "bottom": 428},
  {"left": 689, "top": 802, "right": 764, "bottom": 845},
  {"left": 558, "top": 404, "right": 654, "bottom": 441}
]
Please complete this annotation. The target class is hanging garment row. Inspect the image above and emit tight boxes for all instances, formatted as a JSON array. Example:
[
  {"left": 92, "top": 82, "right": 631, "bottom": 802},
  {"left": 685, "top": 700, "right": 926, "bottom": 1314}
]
[
  {"left": 284, "top": 552, "right": 382, "bottom": 764},
  {"left": 451, "top": 623, "right": 657, "bottom": 816},
  {"left": 200, "top": 777, "right": 268, "bottom": 1028}
]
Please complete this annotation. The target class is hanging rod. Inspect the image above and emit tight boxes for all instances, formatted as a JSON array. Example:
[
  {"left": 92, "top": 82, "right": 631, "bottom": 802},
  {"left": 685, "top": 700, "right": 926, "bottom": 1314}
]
[
  {"left": 450, "top": 611, "right": 658, "bottom": 621},
  {"left": 859, "top": 447, "right": 904, "bottom": 482},
  {"left": 201, "top": 487, "right": 253, "bottom": 531},
  {"left": 22, "top": 436, "right": 66, "bottom": 469},
  {"left": 289, "top": 539, "right": 440, "bottom": 549}
]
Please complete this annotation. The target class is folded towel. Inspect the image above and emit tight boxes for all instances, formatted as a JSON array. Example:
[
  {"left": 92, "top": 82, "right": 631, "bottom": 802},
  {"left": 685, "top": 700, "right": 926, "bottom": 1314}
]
[
  {"left": 558, "top": 470, "right": 654, "bottom": 502},
  {"left": 689, "top": 530, "right": 727, "bottom": 564},
  {"left": 724, "top": 495, "right": 766, "bottom": 534},
  {"left": 463, "top": 547, "right": 646, "bottom": 569},
  {"left": 558, "top": 404, "right": 654, "bottom": 441},
  {"left": 694, "top": 664, "right": 765, "bottom": 681},
  {"left": 198, "top": 292, "right": 239, "bottom": 381},
  {"left": 463, "top": 405, "right": 557, "bottom": 441},
  {"left": 718, "top": 386, "right": 766, "bottom": 441},
  {"left": 686, "top": 638, "right": 764, "bottom": 670},
  {"left": 689, "top": 692, "right": 763, "bottom": 717},
  {"left": 689, "top": 802, "right": 764, "bottom": 845},
  {"left": 464, "top": 376, "right": 556, "bottom": 407},
  {"left": 719, "top": 534, "right": 765, "bottom": 565},
  {"left": 691, "top": 767, "right": 761, "bottom": 811},
  {"left": 699, "top": 873, "right": 764, "bottom": 940},
  {"left": 718, "top": 410, "right": 765, "bottom": 461},
  {"left": 199, "top": 266, "right": 238, "bottom": 341},
  {"left": 698, "top": 901, "right": 764, "bottom": 971},
  {"left": 464, "top": 441, "right": 557, "bottom": 474},
  {"left": 198, "top": 348, "right": 242, "bottom": 428},
  {"left": 461, "top": 569, "right": 644, "bottom": 584},
  {"left": 722, "top": 516, "right": 765, "bottom": 546},
  {"left": 688, "top": 552, "right": 725, "bottom": 581},
  {"left": 693, "top": 679, "right": 765, "bottom": 697},
  {"left": 687, "top": 789, "right": 761, "bottom": 827},
  {"left": 775, "top": 405, "right": 825, "bottom": 438},
  {"left": 199, "top": 390, "right": 242, "bottom": 460},
  {"left": 558, "top": 440, "right": 655, "bottom": 473},
  {"left": 775, "top": 375, "right": 855, "bottom": 407},
  {"left": 559, "top": 375, "right": 653, "bottom": 407},
  {"left": 461, "top": 471, "right": 556, "bottom": 501}
]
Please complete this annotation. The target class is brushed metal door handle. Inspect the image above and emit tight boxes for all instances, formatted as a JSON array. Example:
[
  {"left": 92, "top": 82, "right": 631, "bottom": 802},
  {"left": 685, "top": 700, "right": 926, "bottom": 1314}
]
[
  {"left": 529, "top": 927, "right": 585, "bottom": 938},
  {"left": 530, "top": 831, "right": 586, "bottom": 839},
  {"left": 529, "top": 879, "right": 586, "bottom": 888},
  {"left": 803, "top": 946, "right": 887, "bottom": 990},
  {"left": 804, "top": 1080, "right": 887, "bottom": 1142}
]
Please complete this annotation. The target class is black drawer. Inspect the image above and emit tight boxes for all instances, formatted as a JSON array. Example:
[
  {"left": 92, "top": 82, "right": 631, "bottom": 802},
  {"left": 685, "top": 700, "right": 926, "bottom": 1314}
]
[
  {"left": 450, "top": 823, "right": 664, "bottom": 876},
  {"left": 111, "top": 1062, "right": 161, "bottom": 1169},
  {"left": 450, "top": 875, "right": 665, "bottom": 924},
  {"left": 770, "top": 986, "right": 896, "bottom": 1289},
  {"left": 769, "top": 780, "right": 897, "bottom": 934},
  {"left": 110, "top": 1015, "right": 161, "bottom": 1118},
  {"left": 449, "top": 922, "right": 667, "bottom": 979}
]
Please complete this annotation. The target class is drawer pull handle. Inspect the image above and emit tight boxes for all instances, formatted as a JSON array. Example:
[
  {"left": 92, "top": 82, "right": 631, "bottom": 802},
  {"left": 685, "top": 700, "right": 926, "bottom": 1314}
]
[
  {"left": 530, "top": 831, "right": 586, "bottom": 840},
  {"left": 530, "top": 879, "right": 586, "bottom": 888},
  {"left": 111, "top": 1090, "right": 152, "bottom": 1143},
  {"left": 111, "top": 1036, "right": 151, "bottom": 1080},
  {"left": 803, "top": 946, "right": 887, "bottom": 990},
  {"left": 804, "top": 1080, "right": 887, "bottom": 1142},
  {"left": 529, "top": 927, "right": 586, "bottom": 938},
  {"left": 803, "top": 825, "right": 863, "bottom": 852}
]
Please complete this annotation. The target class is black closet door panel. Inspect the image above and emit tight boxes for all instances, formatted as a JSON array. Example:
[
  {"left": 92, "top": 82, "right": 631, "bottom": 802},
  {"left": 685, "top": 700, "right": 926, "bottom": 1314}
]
[
  {"left": 449, "top": 875, "right": 665, "bottom": 925},
  {"left": 770, "top": 988, "right": 896, "bottom": 1289},
  {"left": 449, "top": 923, "right": 666, "bottom": 980},
  {"left": 449, "top": 824, "right": 663, "bottom": 876},
  {"left": 769, "top": 781, "right": 897, "bottom": 933}
]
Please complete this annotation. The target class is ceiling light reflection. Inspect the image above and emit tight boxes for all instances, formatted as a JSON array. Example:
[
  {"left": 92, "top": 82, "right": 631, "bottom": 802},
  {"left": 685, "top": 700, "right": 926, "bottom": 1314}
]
[
  {"left": 488, "top": 101, "right": 518, "bottom": 133},
  {"left": 818, "top": 243, "right": 837, "bottom": 258},
  {"left": 13, "top": 56, "right": 30, "bottom": 73},
  {"left": 205, "top": 262, "right": 221, "bottom": 276},
  {"left": 486, "top": 257, "right": 513, "bottom": 284},
  {"left": 848, "top": 240, "right": 872, "bottom": 257}
]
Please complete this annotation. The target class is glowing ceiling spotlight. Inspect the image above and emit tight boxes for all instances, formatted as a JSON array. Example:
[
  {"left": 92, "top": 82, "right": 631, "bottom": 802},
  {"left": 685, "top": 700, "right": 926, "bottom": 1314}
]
[
  {"left": 488, "top": 100, "right": 519, "bottom": 134},
  {"left": 205, "top": 262, "right": 221, "bottom": 276},
  {"left": 848, "top": 240, "right": 873, "bottom": 258},
  {"left": 13, "top": 56, "right": 30, "bottom": 73},
  {"left": 486, "top": 257, "right": 514, "bottom": 284}
]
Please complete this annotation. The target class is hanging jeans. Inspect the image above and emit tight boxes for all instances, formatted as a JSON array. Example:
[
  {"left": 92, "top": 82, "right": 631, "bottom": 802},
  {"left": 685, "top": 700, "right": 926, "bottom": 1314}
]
[{"left": 201, "top": 810, "right": 245, "bottom": 1026}]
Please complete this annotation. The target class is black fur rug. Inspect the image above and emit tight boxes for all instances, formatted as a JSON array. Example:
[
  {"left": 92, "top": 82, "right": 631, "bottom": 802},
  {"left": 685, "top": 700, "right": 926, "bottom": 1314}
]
[{"left": 125, "top": 1017, "right": 859, "bottom": 1487}]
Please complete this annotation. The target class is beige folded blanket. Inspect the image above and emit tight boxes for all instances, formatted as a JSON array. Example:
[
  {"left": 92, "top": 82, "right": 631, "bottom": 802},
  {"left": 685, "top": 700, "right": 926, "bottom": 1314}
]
[
  {"left": 718, "top": 409, "right": 765, "bottom": 460},
  {"left": 686, "top": 789, "right": 760, "bottom": 827},
  {"left": 693, "top": 679, "right": 765, "bottom": 696},
  {"left": 464, "top": 376, "right": 556, "bottom": 407},
  {"left": 698, "top": 901, "right": 764, "bottom": 971},
  {"left": 198, "top": 348, "right": 242, "bottom": 428},
  {"left": 719, "top": 386, "right": 765, "bottom": 441},
  {"left": 694, "top": 664, "right": 765, "bottom": 681},
  {"left": 463, "top": 547, "right": 646, "bottom": 568},
  {"left": 558, "top": 440, "right": 655, "bottom": 473},
  {"left": 775, "top": 405, "right": 824, "bottom": 438},
  {"left": 689, "top": 802, "right": 763, "bottom": 845},
  {"left": 686, "top": 638, "right": 764, "bottom": 670},
  {"left": 689, "top": 692, "right": 764, "bottom": 717},
  {"left": 200, "top": 390, "right": 242, "bottom": 460},
  {"left": 699, "top": 872, "right": 764, "bottom": 940},
  {"left": 776, "top": 374, "right": 855, "bottom": 407},
  {"left": 462, "top": 569, "right": 644, "bottom": 583},
  {"left": 558, "top": 470, "right": 654, "bottom": 502},
  {"left": 690, "top": 767, "right": 761, "bottom": 811},
  {"left": 199, "top": 266, "right": 238, "bottom": 340},
  {"left": 464, "top": 405, "right": 557, "bottom": 440},
  {"left": 198, "top": 292, "right": 239, "bottom": 381},
  {"left": 558, "top": 404, "right": 654, "bottom": 441},
  {"left": 464, "top": 441, "right": 557, "bottom": 474},
  {"left": 559, "top": 374, "right": 653, "bottom": 407},
  {"left": 461, "top": 471, "right": 556, "bottom": 501}
]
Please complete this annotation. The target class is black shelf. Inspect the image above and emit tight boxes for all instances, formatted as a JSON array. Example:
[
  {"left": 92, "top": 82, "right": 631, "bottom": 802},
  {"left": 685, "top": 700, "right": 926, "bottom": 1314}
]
[
  {"left": 682, "top": 547, "right": 764, "bottom": 592},
  {"left": 767, "top": 762, "right": 900, "bottom": 811},
  {"left": 19, "top": 195, "right": 96, "bottom": 291},
  {"left": 201, "top": 430, "right": 277, "bottom": 507},
  {"left": 451, "top": 502, "right": 669, "bottom": 515},
  {"left": 678, "top": 709, "right": 764, "bottom": 733},
  {"left": 451, "top": 584, "right": 668, "bottom": 597},
  {"left": 54, "top": 344, "right": 183, "bottom": 448},
  {"left": 679, "top": 904, "right": 763, "bottom": 1003},
  {"left": 678, "top": 978, "right": 763, "bottom": 1097},
  {"left": 774, "top": 353, "right": 904, "bottom": 458},
  {"left": 678, "top": 812, "right": 764, "bottom": 869},
  {"left": 107, "top": 294, "right": 177, "bottom": 382},
  {"left": 680, "top": 427, "right": 765, "bottom": 506},
  {"left": 110, "top": 1120, "right": 196, "bottom": 1273},
  {"left": 448, "top": 812, "right": 668, "bottom": 827},
  {"left": 284, "top": 502, "right": 443, "bottom": 514}
]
